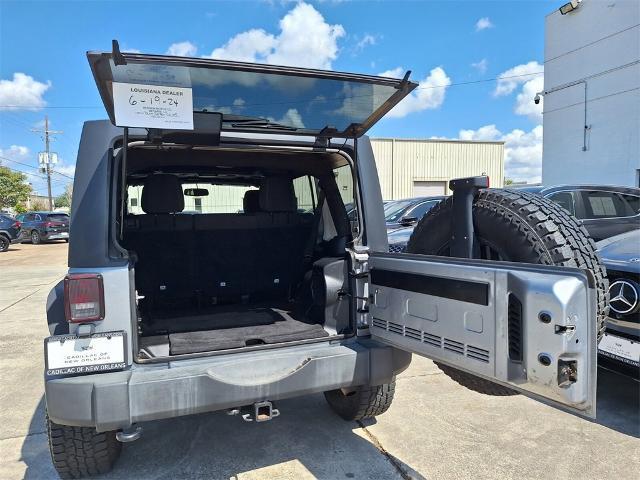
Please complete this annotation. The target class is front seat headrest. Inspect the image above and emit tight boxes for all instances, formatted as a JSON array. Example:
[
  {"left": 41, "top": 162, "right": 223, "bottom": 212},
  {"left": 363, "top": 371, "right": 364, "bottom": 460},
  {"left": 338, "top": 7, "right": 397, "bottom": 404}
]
[
  {"left": 141, "top": 174, "right": 184, "bottom": 214},
  {"left": 243, "top": 189, "right": 261, "bottom": 214},
  {"left": 259, "top": 177, "right": 297, "bottom": 212}
]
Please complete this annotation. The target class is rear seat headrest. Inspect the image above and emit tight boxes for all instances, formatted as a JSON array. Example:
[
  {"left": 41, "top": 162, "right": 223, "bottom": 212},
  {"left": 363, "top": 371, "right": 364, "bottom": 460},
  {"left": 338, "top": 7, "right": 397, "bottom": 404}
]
[
  {"left": 243, "top": 189, "right": 261, "bottom": 214},
  {"left": 141, "top": 174, "right": 184, "bottom": 214},
  {"left": 259, "top": 177, "right": 297, "bottom": 212}
]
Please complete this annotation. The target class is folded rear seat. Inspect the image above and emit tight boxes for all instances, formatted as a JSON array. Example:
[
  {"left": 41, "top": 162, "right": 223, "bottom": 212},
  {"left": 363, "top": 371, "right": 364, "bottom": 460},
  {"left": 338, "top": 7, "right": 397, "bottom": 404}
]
[{"left": 124, "top": 174, "right": 194, "bottom": 306}]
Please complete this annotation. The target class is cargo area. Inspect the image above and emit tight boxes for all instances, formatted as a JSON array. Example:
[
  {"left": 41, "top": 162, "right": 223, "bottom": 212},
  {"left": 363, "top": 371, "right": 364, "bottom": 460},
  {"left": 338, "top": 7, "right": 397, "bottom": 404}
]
[{"left": 121, "top": 146, "right": 355, "bottom": 359}]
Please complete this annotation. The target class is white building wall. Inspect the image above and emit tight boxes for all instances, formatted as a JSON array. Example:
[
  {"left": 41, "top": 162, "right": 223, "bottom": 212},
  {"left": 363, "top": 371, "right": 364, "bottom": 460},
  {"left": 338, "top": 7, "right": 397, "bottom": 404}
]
[{"left": 542, "top": 0, "right": 640, "bottom": 187}]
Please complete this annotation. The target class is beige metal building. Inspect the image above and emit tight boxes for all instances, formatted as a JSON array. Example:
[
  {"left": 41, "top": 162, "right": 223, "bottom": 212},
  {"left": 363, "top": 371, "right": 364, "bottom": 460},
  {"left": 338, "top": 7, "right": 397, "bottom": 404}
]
[
  {"left": 370, "top": 138, "right": 505, "bottom": 200},
  {"left": 127, "top": 138, "right": 504, "bottom": 214}
]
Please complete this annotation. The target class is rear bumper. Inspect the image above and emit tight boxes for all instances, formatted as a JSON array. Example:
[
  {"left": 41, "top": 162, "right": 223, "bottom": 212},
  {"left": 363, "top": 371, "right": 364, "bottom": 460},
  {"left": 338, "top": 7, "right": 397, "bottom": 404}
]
[
  {"left": 45, "top": 339, "right": 411, "bottom": 431},
  {"left": 42, "top": 231, "right": 69, "bottom": 240}
]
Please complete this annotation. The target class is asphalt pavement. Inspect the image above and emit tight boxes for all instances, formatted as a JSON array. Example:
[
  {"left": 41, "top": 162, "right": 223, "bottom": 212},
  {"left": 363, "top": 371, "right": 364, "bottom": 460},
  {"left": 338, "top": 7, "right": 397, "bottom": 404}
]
[{"left": 0, "top": 242, "right": 638, "bottom": 479}]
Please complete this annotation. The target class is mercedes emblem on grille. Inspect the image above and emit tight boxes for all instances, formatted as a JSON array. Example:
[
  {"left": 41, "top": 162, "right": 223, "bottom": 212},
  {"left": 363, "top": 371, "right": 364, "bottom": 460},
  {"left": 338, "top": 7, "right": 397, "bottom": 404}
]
[{"left": 608, "top": 280, "right": 639, "bottom": 315}]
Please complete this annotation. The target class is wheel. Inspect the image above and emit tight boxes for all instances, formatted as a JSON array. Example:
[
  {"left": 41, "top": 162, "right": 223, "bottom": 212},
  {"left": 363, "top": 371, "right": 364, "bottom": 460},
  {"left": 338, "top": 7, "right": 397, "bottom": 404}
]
[
  {"left": 46, "top": 415, "right": 122, "bottom": 479},
  {"left": 407, "top": 189, "right": 609, "bottom": 396},
  {"left": 0, "top": 235, "right": 9, "bottom": 252},
  {"left": 324, "top": 379, "right": 396, "bottom": 421},
  {"left": 31, "top": 230, "right": 41, "bottom": 244}
]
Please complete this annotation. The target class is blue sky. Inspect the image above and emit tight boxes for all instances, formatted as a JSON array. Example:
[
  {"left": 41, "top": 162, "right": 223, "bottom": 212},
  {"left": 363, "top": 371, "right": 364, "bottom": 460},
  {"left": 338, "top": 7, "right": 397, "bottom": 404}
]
[{"left": 0, "top": 0, "right": 556, "bottom": 195}]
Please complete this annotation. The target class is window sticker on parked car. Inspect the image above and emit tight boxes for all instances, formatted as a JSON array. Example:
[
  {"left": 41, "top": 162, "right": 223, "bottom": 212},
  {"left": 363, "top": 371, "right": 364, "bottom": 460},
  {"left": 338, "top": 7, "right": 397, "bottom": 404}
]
[{"left": 113, "top": 82, "right": 194, "bottom": 130}]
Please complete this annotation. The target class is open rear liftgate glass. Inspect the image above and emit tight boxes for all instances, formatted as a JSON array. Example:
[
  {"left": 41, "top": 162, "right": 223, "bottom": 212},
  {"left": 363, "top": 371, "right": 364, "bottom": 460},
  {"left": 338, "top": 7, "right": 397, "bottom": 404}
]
[{"left": 368, "top": 252, "right": 598, "bottom": 418}]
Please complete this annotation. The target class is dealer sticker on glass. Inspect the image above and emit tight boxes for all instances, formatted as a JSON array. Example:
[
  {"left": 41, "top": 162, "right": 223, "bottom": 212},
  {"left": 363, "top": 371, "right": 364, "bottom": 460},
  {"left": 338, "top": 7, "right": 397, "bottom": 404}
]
[
  {"left": 45, "top": 331, "right": 126, "bottom": 377},
  {"left": 112, "top": 82, "right": 194, "bottom": 130}
]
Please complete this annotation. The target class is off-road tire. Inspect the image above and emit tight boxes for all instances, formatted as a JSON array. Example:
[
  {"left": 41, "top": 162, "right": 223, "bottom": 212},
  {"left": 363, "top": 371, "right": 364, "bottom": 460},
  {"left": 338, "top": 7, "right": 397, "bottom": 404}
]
[
  {"left": 47, "top": 414, "right": 121, "bottom": 479},
  {"left": 0, "top": 234, "right": 9, "bottom": 252},
  {"left": 324, "top": 379, "right": 396, "bottom": 421},
  {"left": 406, "top": 189, "right": 609, "bottom": 396},
  {"left": 31, "top": 230, "right": 41, "bottom": 245}
]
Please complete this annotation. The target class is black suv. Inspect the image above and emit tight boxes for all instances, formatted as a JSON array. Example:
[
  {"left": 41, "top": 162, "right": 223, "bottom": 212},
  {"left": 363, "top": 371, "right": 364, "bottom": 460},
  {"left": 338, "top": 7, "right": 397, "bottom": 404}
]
[
  {"left": 517, "top": 185, "right": 640, "bottom": 241},
  {"left": 17, "top": 211, "right": 70, "bottom": 244},
  {"left": 0, "top": 213, "right": 21, "bottom": 252}
]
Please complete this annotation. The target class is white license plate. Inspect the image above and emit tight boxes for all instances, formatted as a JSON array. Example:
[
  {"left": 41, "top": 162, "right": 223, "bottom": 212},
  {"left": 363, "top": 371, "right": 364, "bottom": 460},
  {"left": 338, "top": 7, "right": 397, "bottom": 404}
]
[
  {"left": 45, "top": 331, "right": 126, "bottom": 376},
  {"left": 598, "top": 333, "right": 640, "bottom": 367}
]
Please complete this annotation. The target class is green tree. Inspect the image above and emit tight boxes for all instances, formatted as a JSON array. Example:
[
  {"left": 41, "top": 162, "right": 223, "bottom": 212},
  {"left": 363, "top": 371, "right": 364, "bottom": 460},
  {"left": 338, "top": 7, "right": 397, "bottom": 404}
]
[
  {"left": 55, "top": 183, "right": 73, "bottom": 209},
  {"left": 504, "top": 178, "right": 514, "bottom": 186},
  {"left": 0, "top": 167, "right": 31, "bottom": 210}
]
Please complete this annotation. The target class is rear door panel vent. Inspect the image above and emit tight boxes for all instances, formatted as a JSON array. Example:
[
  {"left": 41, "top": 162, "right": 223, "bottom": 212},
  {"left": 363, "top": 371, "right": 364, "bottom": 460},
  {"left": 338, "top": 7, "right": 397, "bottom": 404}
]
[
  {"left": 444, "top": 338, "right": 464, "bottom": 355},
  {"left": 405, "top": 326, "right": 422, "bottom": 341},
  {"left": 466, "top": 344, "right": 490, "bottom": 363},
  {"left": 370, "top": 319, "right": 488, "bottom": 363},
  {"left": 388, "top": 322, "right": 403, "bottom": 334},
  {"left": 508, "top": 294, "right": 523, "bottom": 363}
]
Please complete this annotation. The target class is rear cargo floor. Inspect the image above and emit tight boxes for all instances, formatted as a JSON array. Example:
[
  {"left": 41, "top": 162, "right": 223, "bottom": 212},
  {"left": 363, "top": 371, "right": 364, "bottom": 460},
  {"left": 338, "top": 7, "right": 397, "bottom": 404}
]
[{"left": 139, "top": 303, "right": 329, "bottom": 356}]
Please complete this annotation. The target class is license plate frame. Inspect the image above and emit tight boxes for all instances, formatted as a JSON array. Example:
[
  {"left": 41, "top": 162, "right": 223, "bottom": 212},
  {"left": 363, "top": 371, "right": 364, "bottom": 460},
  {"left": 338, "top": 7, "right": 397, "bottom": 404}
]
[
  {"left": 598, "top": 332, "right": 640, "bottom": 367},
  {"left": 45, "top": 331, "right": 127, "bottom": 377}
]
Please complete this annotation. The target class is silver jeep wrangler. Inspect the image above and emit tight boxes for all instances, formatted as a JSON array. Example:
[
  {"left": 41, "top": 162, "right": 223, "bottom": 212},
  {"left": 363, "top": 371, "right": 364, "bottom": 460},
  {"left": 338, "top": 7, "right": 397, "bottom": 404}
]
[{"left": 44, "top": 42, "right": 608, "bottom": 478}]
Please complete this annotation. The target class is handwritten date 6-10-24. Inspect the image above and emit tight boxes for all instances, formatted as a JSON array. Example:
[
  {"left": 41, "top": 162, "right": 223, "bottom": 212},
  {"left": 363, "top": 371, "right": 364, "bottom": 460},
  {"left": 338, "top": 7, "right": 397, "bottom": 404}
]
[{"left": 129, "top": 95, "right": 179, "bottom": 107}]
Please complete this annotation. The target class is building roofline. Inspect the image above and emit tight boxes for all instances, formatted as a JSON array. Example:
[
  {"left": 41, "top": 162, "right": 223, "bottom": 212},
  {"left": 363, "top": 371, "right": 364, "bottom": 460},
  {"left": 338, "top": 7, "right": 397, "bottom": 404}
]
[{"left": 370, "top": 137, "right": 505, "bottom": 145}]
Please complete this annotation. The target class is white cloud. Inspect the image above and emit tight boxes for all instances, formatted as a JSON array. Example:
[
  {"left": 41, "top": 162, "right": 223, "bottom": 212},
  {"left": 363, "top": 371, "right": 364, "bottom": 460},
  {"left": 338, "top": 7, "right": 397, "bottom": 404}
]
[
  {"left": 122, "top": 48, "right": 141, "bottom": 54},
  {"left": 494, "top": 61, "right": 544, "bottom": 122},
  {"left": 0, "top": 73, "right": 50, "bottom": 110},
  {"left": 494, "top": 61, "right": 542, "bottom": 96},
  {"left": 353, "top": 33, "right": 378, "bottom": 53},
  {"left": 270, "top": 108, "right": 305, "bottom": 128},
  {"left": 378, "top": 67, "right": 404, "bottom": 79},
  {"left": 207, "top": 2, "right": 345, "bottom": 69},
  {"left": 0, "top": 145, "right": 30, "bottom": 161},
  {"left": 459, "top": 124, "right": 501, "bottom": 141},
  {"left": 166, "top": 41, "right": 197, "bottom": 57},
  {"left": 54, "top": 163, "right": 76, "bottom": 178},
  {"left": 475, "top": 17, "right": 494, "bottom": 31},
  {"left": 471, "top": 58, "right": 488, "bottom": 74},
  {"left": 209, "top": 29, "right": 277, "bottom": 63},
  {"left": 458, "top": 124, "right": 543, "bottom": 183},
  {"left": 382, "top": 66, "right": 451, "bottom": 118}
]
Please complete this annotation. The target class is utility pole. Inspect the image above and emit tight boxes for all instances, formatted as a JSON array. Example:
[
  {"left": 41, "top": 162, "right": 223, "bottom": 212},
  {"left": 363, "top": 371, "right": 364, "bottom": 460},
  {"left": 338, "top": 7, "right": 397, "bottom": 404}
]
[{"left": 32, "top": 115, "right": 63, "bottom": 210}]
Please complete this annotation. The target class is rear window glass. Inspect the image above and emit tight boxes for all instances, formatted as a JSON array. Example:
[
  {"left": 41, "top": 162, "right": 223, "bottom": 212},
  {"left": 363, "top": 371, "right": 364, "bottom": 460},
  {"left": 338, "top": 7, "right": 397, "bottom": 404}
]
[
  {"left": 547, "top": 192, "right": 576, "bottom": 216},
  {"left": 127, "top": 184, "right": 257, "bottom": 214},
  {"left": 583, "top": 191, "right": 626, "bottom": 218},
  {"left": 47, "top": 214, "right": 69, "bottom": 221},
  {"left": 620, "top": 193, "right": 640, "bottom": 214}
]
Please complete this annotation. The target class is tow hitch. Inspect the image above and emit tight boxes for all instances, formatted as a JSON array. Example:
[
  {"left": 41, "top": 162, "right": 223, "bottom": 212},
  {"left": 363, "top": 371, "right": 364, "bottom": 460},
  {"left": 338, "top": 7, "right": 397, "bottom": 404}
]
[{"left": 228, "top": 401, "right": 280, "bottom": 422}]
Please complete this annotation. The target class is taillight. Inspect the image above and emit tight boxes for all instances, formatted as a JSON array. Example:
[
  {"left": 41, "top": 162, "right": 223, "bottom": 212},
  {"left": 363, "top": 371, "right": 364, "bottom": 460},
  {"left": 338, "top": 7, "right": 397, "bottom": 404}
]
[
  {"left": 45, "top": 221, "right": 53, "bottom": 228},
  {"left": 12, "top": 221, "right": 20, "bottom": 229},
  {"left": 64, "top": 273, "right": 105, "bottom": 323}
]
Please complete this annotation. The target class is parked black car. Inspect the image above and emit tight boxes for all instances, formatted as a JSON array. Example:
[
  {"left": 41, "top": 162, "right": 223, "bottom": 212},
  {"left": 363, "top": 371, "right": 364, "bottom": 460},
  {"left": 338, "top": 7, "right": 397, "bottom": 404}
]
[
  {"left": 0, "top": 213, "right": 22, "bottom": 252},
  {"left": 18, "top": 211, "right": 70, "bottom": 244},
  {"left": 596, "top": 230, "right": 640, "bottom": 379},
  {"left": 517, "top": 185, "right": 640, "bottom": 241},
  {"left": 384, "top": 196, "right": 445, "bottom": 231}
]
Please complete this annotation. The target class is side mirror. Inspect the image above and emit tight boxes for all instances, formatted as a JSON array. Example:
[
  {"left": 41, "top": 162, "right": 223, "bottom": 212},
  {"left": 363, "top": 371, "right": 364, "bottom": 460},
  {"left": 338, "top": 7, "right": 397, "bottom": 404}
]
[{"left": 399, "top": 216, "right": 418, "bottom": 226}]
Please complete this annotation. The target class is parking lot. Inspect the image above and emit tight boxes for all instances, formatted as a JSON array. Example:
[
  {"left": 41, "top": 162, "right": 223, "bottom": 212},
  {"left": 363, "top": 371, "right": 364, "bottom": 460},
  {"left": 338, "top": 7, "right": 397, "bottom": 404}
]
[{"left": 0, "top": 242, "right": 638, "bottom": 479}]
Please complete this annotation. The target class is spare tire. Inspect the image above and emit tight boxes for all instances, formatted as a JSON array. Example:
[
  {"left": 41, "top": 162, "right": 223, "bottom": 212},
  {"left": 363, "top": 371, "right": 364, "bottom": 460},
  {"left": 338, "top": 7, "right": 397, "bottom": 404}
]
[{"left": 406, "top": 189, "right": 609, "bottom": 396}]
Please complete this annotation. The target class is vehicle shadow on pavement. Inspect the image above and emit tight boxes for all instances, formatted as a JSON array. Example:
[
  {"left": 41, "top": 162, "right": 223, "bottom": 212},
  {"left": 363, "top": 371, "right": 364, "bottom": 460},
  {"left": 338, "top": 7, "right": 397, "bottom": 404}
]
[
  {"left": 21, "top": 394, "right": 422, "bottom": 480},
  {"left": 595, "top": 367, "right": 639, "bottom": 437}
]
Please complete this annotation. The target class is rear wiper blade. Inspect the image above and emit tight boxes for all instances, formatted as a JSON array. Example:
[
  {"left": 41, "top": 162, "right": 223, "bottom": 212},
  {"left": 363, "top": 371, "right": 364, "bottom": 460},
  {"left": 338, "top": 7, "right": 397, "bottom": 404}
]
[{"left": 229, "top": 119, "right": 298, "bottom": 131}]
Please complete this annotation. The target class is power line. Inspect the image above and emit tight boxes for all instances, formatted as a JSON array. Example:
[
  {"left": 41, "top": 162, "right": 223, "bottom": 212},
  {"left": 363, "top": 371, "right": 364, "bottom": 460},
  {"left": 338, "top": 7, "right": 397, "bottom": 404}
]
[{"left": 0, "top": 155, "right": 73, "bottom": 179}]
